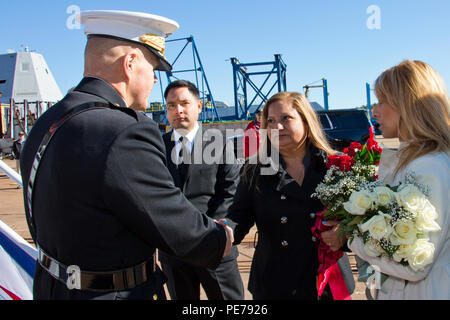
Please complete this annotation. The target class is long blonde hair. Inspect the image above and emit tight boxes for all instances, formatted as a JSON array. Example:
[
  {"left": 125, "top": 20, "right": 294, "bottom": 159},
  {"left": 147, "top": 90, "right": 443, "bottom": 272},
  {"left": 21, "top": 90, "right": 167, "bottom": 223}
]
[{"left": 374, "top": 60, "right": 450, "bottom": 175}]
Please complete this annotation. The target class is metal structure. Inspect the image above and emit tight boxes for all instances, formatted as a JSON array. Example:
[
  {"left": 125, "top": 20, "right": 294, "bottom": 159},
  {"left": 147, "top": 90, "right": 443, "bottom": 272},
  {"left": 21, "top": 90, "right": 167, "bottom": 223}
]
[
  {"left": 366, "top": 82, "right": 373, "bottom": 120},
  {"left": 0, "top": 51, "right": 62, "bottom": 107},
  {"left": 154, "top": 36, "right": 220, "bottom": 123},
  {"left": 303, "top": 78, "right": 329, "bottom": 110},
  {"left": 0, "top": 50, "right": 61, "bottom": 138},
  {"left": 1, "top": 99, "right": 54, "bottom": 138},
  {"left": 231, "top": 54, "right": 287, "bottom": 120}
]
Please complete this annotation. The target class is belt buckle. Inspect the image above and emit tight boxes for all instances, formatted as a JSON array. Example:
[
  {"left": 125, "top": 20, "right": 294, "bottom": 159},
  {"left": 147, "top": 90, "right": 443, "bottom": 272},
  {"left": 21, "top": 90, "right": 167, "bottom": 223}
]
[
  {"left": 66, "top": 265, "right": 81, "bottom": 290},
  {"left": 40, "top": 253, "right": 60, "bottom": 279}
]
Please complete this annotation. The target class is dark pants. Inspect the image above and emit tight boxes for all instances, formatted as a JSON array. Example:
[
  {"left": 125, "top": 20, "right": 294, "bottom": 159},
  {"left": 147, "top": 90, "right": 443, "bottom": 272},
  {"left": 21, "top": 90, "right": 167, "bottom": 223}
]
[{"left": 160, "top": 253, "right": 244, "bottom": 300}]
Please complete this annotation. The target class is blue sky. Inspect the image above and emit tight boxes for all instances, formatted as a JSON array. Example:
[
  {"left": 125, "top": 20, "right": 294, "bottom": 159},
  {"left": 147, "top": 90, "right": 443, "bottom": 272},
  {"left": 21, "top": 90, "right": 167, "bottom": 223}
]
[{"left": 2, "top": 0, "right": 449, "bottom": 109}]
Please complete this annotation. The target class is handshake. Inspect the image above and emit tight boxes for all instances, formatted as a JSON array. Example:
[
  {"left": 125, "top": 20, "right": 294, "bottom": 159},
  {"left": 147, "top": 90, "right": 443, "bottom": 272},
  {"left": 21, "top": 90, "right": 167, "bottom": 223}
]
[{"left": 215, "top": 219, "right": 234, "bottom": 258}]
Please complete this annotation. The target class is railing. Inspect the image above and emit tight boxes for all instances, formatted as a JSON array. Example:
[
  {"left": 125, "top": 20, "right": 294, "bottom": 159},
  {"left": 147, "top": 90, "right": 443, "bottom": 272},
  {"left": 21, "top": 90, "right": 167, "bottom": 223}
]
[{"left": 1, "top": 99, "right": 55, "bottom": 138}]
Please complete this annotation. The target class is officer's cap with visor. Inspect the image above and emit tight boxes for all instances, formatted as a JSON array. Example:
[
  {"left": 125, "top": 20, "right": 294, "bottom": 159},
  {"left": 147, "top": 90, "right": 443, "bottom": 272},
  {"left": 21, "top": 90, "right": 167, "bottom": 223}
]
[{"left": 77, "top": 10, "right": 179, "bottom": 71}]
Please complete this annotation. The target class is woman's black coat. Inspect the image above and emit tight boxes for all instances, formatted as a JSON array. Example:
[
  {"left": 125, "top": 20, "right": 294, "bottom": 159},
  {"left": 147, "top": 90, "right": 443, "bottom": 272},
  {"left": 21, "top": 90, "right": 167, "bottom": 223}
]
[{"left": 228, "top": 145, "right": 327, "bottom": 300}]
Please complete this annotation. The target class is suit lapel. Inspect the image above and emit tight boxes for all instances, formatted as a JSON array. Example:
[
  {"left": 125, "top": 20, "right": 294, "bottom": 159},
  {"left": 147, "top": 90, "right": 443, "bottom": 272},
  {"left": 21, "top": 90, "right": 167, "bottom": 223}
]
[
  {"left": 184, "top": 125, "right": 203, "bottom": 186},
  {"left": 163, "top": 131, "right": 182, "bottom": 188}
]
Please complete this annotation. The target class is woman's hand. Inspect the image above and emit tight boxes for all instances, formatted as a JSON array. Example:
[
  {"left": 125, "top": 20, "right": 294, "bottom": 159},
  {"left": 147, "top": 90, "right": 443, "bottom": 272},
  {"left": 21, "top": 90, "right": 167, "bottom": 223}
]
[
  {"left": 320, "top": 221, "right": 346, "bottom": 252},
  {"left": 216, "top": 219, "right": 234, "bottom": 257}
]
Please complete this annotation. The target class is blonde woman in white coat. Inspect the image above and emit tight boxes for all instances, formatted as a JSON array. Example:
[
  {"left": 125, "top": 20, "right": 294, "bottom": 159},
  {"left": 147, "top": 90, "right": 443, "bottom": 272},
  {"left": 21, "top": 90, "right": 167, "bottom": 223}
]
[{"left": 348, "top": 60, "right": 450, "bottom": 299}]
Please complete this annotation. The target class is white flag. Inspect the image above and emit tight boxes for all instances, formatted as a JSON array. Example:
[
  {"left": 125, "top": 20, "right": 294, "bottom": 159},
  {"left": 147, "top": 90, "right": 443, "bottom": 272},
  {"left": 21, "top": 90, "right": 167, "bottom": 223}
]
[{"left": 0, "top": 219, "right": 37, "bottom": 300}]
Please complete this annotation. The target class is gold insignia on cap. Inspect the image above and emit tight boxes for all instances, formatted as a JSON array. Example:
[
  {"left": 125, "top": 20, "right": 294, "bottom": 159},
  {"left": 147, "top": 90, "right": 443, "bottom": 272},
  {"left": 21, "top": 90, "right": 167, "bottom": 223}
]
[{"left": 139, "top": 33, "right": 165, "bottom": 55}]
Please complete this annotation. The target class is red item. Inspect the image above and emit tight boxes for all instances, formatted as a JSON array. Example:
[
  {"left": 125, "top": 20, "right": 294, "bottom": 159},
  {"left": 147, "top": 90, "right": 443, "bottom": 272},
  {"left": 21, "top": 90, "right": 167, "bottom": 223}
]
[
  {"left": 243, "top": 120, "right": 261, "bottom": 158},
  {"left": 0, "top": 285, "right": 21, "bottom": 300},
  {"left": 338, "top": 155, "right": 354, "bottom": 172},
  {"left": 311, "top": 212, "right": 352, "bottom": 300},
  {"left": 346, "top": 142, "right": 363, "bottom": 157},
  {"left": 326, "top": 154, "right": 354, "bottom": 171},
  {"left": 366, "top": 127, "right": 382, "bottom": 153},
  {"left": 326, "top": 155, "right": 341, "bottom": 169}
]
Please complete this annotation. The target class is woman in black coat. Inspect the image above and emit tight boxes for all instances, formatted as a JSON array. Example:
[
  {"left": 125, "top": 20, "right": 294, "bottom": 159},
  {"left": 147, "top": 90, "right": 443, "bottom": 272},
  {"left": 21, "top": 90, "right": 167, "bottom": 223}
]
[{"left": 228, "top": 92, "right": 336, "bottom": 300}]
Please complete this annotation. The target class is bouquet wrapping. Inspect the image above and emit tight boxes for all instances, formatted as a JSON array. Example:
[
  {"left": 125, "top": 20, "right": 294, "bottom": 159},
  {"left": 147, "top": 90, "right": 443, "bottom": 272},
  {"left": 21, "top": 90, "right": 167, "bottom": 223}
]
[{"left": 346, "top": 171, "right": 440, "bottom": 272}]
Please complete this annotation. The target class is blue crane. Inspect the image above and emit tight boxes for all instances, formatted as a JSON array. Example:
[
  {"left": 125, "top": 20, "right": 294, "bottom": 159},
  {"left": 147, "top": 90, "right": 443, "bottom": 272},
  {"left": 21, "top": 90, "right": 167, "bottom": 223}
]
[
  {"left": 303, "top": 78, "right": 329, "bottom": 110},
  {"left": 231, "top": 54, "right": 287, "bottom": 120}
]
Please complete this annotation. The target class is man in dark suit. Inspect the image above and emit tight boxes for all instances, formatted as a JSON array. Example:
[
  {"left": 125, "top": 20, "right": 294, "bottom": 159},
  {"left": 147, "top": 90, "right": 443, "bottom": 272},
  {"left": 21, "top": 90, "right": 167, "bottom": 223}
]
[
  {"left": 159, "top": 80, "right": 244, "bottom": 300},
  {"left": 12, "top": 131, "right": 25, "bottom": 174},
  {"left": 19, "top": 10, "right": 233, "bottom": 300}
]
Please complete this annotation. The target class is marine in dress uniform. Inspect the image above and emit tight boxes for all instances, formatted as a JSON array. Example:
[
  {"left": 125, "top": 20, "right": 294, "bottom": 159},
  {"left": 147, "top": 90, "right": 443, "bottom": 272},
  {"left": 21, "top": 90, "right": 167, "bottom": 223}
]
[
  {"left": 158, "top": 80, "right": 244, "bottom": 300},
  {"left": 20, "top": 10, "right": 232, "bottom": 300}
]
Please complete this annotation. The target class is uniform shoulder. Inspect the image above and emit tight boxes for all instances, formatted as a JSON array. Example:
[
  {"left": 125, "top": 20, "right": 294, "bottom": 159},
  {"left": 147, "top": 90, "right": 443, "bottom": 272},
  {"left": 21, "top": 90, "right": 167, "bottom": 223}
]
[{"left": 78, "top": 105, "right": 157, "bottom": 131}]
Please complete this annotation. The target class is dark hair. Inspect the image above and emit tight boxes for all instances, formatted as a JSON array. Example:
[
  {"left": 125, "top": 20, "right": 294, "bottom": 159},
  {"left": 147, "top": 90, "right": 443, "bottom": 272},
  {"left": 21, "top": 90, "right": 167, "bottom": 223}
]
[{"left": 164, "top": 80, "right": 200, "bottom": 100}]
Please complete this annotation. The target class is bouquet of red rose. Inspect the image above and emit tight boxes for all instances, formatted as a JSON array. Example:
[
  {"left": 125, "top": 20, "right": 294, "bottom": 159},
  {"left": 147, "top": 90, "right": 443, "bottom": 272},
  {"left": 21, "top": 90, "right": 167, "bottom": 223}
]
[
  {"left": 313, "top": 129, "right": 382, "bottom": 237},
  {"left": 311, "top": 128, "right": 382, "bottom": 299}
]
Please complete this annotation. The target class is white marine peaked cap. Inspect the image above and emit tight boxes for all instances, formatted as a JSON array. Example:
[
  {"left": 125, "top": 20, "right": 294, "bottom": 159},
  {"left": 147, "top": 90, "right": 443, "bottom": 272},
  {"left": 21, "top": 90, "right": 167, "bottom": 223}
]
[{"left": 77, "top": 10, "right": 179, "bottom": 71}]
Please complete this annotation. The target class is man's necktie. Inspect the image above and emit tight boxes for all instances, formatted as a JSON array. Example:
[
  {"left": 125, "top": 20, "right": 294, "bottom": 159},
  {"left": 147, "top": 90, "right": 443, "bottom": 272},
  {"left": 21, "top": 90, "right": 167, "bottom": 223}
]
[{"left": 178, "top": 136, "right": 191, "bottom": 183}]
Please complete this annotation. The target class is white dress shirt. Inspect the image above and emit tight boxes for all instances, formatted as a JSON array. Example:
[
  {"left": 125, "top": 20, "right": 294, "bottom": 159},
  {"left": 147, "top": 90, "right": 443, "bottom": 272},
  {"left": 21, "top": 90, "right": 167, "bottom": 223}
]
[{"left": 172, "top": 122, "right": 199, "bottom": 164}]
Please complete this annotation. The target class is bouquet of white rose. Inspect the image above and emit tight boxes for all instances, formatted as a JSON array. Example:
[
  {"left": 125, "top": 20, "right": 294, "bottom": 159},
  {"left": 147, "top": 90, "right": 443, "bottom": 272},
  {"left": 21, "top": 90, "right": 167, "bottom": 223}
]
[{"left": 345, "top": 171, "right": 441, "bottom": 271}]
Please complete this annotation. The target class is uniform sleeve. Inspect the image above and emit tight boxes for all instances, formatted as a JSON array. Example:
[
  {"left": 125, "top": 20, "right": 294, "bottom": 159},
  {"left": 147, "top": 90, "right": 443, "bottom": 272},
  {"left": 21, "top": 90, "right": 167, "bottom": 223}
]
[
  {"left": 348, "top": 154, "right": 449, "bottom": 282},
  {"left": 227, "top": 166, "right": 257, "bottom": 244},
  {"left": 101, "top": 120, "right": 226, "bottom": 270}
]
